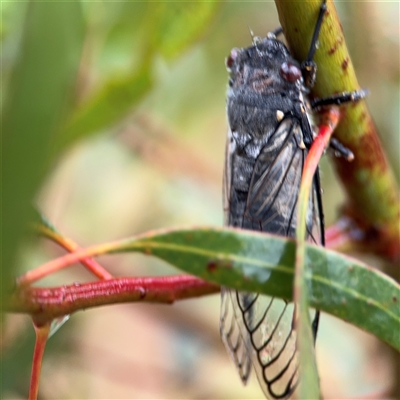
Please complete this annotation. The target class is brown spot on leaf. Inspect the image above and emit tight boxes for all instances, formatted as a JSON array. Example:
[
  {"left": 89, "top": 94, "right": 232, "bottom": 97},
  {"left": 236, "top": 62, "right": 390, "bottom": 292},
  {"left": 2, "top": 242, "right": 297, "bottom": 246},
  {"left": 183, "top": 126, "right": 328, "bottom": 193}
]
[
  {"left": 207, "top": 260, "right": 217, "bottom": 272},
  {"left": 393, "top": 296, "right": 398, "bottom": 303}
]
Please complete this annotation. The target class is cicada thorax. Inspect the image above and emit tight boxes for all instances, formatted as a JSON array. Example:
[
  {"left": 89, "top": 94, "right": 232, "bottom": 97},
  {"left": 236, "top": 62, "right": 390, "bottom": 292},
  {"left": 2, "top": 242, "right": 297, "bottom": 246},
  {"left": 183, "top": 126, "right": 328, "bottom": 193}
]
[
  {"left": 221, "top": 36, "right": 321, "bottom": 400},
  {"left": 227, "top": 118, "right": 314, "bottom": 235}
]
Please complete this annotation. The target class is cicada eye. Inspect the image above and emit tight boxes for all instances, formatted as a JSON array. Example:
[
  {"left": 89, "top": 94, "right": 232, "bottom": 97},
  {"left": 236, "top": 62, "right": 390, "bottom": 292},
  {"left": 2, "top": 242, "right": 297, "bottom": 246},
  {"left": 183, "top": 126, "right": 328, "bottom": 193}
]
[
  {"left": 280, "top": 61, "right": 302, "bottom": 82},
  {"left": 226, "top": 48, "right": 240, "bottom": 70}
]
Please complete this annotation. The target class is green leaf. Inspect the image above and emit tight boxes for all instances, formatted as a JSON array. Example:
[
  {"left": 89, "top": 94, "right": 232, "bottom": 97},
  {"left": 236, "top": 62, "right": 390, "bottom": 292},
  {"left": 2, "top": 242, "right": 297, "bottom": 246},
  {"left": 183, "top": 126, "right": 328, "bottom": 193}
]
[
  {"left": 107, "top": 227, "right": 399, "bottom": 351},
  {"left": 32, "top": 226, "right": 399, "bottom": 351},
  {"left": 150, "top": 2, "right": 221, "bottom": 60},
  {"left": 1, "top": 1, "right": 84, "bottom": 292},
  {"left": 58, "top": 1, "right": 221, "bottom": 148},
  {"left": 60, "top": 63, "right": 152, "bottom": 147}
]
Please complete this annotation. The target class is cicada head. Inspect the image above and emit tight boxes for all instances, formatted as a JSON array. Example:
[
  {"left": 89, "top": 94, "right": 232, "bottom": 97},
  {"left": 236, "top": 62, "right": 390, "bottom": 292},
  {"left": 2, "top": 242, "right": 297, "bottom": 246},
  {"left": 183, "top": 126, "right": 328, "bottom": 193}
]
[{"left": 226, "top": 38, "right": 303, "bottom": 95}]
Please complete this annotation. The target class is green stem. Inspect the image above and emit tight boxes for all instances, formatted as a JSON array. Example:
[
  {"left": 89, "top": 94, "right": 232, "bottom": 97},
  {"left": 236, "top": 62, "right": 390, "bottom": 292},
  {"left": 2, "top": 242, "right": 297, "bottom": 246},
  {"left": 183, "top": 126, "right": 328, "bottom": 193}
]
[{"left": 275, "top": 0, "right": 400, "bottom": 261}]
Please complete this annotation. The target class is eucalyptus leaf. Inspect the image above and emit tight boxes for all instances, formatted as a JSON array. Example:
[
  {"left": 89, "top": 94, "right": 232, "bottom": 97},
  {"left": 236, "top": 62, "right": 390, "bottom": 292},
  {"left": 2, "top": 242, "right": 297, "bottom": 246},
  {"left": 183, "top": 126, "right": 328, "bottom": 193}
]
[{"left": 108, "top": 227, "right": 400, "bottom": 351}]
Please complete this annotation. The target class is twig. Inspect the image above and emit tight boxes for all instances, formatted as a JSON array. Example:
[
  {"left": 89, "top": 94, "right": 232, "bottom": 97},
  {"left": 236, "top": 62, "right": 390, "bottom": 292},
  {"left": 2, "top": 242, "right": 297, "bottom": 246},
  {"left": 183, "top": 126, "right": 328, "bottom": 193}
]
[
  {"left": 6, "top": 275, "right": 220, "bottom": 324},
  {"left": 35, "top": 220, "right": 113, "bottom": 281},
  {"left": 29, "top": 322, "right": 50, "bottom": 400}
]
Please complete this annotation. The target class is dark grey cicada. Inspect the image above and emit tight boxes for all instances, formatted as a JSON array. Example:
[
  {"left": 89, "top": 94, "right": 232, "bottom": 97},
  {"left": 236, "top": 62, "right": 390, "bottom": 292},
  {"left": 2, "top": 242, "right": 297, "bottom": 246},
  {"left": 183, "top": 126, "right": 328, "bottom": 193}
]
[
  {"left": 220, "top": 33, "right": 320, "bottom": 399},
  {"left": 220, "top": 1, "right": 366, "bottom": 398}
]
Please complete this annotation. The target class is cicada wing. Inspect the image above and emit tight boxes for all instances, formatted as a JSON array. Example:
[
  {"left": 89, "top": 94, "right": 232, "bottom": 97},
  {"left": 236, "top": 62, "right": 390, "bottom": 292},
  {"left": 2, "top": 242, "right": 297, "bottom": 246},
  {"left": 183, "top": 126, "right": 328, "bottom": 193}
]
[
  {"left": 220, "top": 127, "right": 253, "bottom": 383},
  {"left": 220, "top": 287, "right": 252, "bottom": 383},
  {"left": 221, "top": 117, "right": 322, "bottom": 399}
]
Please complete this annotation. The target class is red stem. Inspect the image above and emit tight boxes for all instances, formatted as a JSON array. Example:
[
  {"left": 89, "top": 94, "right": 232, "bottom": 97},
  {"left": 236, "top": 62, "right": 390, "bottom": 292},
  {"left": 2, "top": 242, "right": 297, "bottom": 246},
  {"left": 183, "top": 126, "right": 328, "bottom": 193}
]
[
  {"left": 29, "top": 322, "right": 50, "bottom": 400},
  {"left": 6, "top": 275, "right": 220, "bottom": 324},
  {"left": 38, "top": 225, "right": 113, "bottom": 280},
  {"left": 325, "top": 217, "right": 364, "bottom": 251}
]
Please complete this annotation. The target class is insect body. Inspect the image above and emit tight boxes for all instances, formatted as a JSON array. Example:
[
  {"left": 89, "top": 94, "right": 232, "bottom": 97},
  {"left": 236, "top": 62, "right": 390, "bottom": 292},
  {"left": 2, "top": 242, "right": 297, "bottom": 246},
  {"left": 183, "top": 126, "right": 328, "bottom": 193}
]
[
  {"left": 220, "top": 2, "right": 366, "bottom": 399},
  {"left": 221, "top": 34, "right": 319, "bottom": 400}
]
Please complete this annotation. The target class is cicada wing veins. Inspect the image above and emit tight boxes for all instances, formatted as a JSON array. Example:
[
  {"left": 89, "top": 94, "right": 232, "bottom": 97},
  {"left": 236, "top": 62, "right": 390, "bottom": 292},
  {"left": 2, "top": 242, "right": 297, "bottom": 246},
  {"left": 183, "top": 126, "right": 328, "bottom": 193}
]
[
  {"left": 221, "top": 117, "right": 322, "bottom": 399},
  {"left": 220, "top": 287, "right": 252, "bottom": 384}
]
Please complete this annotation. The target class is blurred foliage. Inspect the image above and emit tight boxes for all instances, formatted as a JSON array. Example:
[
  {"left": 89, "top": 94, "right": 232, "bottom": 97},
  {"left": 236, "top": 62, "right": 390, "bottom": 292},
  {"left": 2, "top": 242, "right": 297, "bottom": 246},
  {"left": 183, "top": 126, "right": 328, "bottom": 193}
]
[
  {"left": 2, "top": 1, "right": 84, "bottom": 299},
  {"left": 1, "top": 1, "right": 398, "bottom": 399},
  {"left": 61, "top": 2, "right": 220, "bottom": 147}
]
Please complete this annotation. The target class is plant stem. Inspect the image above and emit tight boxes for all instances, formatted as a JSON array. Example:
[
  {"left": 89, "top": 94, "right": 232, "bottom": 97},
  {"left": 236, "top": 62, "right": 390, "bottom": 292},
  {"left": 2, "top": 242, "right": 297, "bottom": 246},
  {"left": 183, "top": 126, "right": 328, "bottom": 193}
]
[
  {"left": 29, "top": 322, "right": 50, "bottom": 400},
  {"left": 36, "top": 220, "right": 113, "bottom": 281},
  {"left": 6, "top": 275, "right": 219, "bottom": 324},
  {"left": 275, "top": 0, "right": 400, "bottom": 261},
  {"left": 294, "top": 107, "right": 339, "bottom": 399}
]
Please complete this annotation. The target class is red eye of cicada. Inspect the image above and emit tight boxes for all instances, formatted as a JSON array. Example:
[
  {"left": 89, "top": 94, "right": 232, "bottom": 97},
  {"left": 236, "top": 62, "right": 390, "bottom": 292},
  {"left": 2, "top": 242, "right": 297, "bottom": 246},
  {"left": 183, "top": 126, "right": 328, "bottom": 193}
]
[
  {"left": 280, "top": 61, "right": 302, "bottom": 82},
  {"left": 226, "top": 48, "right": 240, "bottom": 70}
]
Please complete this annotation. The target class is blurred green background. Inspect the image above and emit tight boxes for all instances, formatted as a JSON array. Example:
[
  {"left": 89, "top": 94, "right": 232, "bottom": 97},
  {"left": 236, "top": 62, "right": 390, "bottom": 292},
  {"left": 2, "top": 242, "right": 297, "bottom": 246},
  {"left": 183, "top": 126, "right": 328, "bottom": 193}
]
[{"left": 1, "top": 1, "right": 398, "bottom": 399}]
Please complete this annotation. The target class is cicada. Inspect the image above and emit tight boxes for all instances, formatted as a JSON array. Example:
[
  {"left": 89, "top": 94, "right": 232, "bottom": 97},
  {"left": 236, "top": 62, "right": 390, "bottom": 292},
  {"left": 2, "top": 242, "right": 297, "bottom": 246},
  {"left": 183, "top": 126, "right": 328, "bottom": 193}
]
[{"left": 220, "top": 1, "right": 366, "bottom": 398}]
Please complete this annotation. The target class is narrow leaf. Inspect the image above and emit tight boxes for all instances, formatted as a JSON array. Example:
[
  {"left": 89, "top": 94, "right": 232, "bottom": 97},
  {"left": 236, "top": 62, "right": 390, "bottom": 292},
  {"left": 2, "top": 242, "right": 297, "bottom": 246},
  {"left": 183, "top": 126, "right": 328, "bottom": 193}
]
[
  {"left": 60, "top": 64, "right": 152, "bottom": 147},
  {"left": 25, "top": 227, "right": 400, "bottom": 351},
  {"left": 2, "top": 2, "right": 84, "bottom": 293}
]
